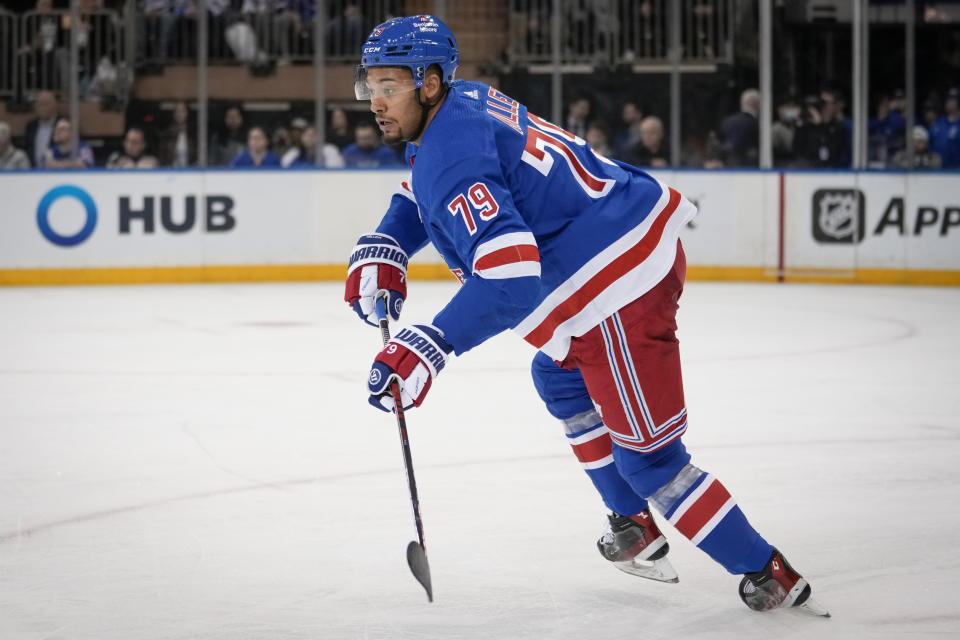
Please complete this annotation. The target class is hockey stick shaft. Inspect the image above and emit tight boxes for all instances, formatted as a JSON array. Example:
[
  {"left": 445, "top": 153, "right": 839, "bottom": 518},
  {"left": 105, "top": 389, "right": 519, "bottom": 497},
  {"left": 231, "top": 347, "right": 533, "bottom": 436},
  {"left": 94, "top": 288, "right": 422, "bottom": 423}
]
[{"left": 375, "top": 295, "right": 433, "bottom": 602}]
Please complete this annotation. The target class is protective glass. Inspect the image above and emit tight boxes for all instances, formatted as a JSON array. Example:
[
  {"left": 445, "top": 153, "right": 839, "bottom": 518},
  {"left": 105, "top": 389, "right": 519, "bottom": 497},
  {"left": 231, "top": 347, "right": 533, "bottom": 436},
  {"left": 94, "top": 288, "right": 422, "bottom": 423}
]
[{"left": 354, "top": 66, "right": 418, "bottom": 101}]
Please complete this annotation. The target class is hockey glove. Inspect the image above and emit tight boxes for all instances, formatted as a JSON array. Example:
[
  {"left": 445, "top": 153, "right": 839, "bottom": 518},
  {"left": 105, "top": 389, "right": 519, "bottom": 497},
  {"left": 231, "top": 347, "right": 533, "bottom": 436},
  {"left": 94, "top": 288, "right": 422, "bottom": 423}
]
[
  {"left": 345, "top": 233, "right": 408, "bottom": 327},
  {"left": 368, "top": 324, "right": 453, "bottom": 412}
]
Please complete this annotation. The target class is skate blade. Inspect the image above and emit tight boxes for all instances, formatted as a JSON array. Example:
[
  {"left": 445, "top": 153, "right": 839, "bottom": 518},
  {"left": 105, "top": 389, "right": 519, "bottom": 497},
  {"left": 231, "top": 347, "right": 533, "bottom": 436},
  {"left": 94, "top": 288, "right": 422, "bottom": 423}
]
[
  {"left": 614, "top": 556, "right": 679, "bottom": 583},
  {"left": 796, "top": 595, "right": 831, "bottom": 618}
]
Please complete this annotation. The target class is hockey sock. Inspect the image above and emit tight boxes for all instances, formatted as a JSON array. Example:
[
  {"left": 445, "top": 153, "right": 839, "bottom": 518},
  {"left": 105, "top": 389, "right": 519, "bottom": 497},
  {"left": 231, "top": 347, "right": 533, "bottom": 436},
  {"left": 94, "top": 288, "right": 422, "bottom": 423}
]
[
  {"left": 530, "top": 352, "right": 648, "bottom": 517},
  {"left": 649, "top": 464, "right": 773, "bottom": 575},
  {"left": 566, "top": 412, "right": 649, "bottom": 517}
]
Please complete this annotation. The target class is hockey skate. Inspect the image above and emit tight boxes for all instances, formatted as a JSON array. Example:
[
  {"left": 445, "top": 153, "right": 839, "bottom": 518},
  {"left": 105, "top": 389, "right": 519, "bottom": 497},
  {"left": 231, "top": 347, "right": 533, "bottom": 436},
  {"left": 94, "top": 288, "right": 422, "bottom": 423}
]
[
  {"left": 739, "top": 549, "right": 830, "bottom": 617},
  {"left": 597, "top": 510, "right": 679, "bottom": 583}
]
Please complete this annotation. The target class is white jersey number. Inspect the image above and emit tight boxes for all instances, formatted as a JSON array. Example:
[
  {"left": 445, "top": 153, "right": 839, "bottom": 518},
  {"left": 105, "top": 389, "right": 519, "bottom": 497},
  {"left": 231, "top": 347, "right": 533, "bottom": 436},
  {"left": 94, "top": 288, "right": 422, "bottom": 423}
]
[{"left": 521, "top": 113, "right": 615, "bottom": 199}]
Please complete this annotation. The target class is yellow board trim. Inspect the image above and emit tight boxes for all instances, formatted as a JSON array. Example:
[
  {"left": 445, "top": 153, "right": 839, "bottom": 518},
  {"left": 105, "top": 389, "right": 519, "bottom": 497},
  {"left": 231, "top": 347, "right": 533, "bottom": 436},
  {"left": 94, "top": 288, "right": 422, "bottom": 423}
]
[{"left": 1, "top": 264, "right": 958, "bottom": 287}]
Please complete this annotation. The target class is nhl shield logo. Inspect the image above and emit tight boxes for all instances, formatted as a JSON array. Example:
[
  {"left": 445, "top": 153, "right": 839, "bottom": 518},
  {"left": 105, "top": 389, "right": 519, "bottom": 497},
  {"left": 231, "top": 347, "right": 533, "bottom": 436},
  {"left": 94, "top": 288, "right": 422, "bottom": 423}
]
[
  {"left": 812, "top": 188, "right": 866, "bottom": 244},
  {"left": 372, "top": 26, "right": 385, "bottom": 36}
]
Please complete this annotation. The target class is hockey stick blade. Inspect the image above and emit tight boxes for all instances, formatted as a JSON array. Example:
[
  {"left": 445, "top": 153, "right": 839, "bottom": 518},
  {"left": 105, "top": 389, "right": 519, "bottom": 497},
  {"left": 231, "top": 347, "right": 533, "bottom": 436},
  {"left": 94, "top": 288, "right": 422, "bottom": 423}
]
[{"left": 407, "top": 541, "right": 433, "bottom": 602}]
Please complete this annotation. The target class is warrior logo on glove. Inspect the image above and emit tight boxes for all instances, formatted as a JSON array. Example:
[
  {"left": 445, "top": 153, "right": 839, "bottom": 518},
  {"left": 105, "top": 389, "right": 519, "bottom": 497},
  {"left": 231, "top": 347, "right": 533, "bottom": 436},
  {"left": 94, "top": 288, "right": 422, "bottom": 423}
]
[
  {"left": 367, "top": 324, "right": 454, "bottom": 412},
  {"left": 345, "top": 233, "right": 408, "bottom": 326}
]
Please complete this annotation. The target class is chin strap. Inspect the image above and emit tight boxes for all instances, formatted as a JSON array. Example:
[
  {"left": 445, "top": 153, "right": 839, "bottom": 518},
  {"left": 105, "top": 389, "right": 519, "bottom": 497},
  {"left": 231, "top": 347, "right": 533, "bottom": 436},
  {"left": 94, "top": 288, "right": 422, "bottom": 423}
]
[{"left": 407, "top": 84, "right": 449, "bottom": 142}]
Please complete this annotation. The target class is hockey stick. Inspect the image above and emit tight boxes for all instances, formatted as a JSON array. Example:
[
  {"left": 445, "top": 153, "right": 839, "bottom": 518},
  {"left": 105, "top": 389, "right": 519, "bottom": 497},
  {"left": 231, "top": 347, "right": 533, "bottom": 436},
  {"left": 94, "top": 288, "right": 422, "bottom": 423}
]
[{"left": 374, "top": 294, "right": 433, "bottom": 603}]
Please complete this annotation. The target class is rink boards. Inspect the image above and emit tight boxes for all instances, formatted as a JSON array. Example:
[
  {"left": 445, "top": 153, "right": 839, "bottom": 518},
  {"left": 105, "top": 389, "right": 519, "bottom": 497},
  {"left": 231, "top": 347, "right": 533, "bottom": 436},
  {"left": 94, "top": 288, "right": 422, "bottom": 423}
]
[{"left": 0, "top": 169, "right": 957, "bottom": 286}]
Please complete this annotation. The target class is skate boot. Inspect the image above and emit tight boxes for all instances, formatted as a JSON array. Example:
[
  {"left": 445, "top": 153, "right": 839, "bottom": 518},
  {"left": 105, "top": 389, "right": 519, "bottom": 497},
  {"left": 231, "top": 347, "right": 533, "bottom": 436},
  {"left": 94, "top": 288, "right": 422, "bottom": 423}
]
[
  {"left": 597, "top": 510, "right": 678, "bottom": 583},
  {"left": 739, "top": 549, "right": 830, "bottom": 617}
]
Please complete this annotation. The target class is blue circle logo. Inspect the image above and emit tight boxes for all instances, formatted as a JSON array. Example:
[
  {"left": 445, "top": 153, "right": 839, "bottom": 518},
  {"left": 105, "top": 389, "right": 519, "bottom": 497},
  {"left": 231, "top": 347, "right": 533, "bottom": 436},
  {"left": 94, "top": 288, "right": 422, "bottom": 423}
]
[{"left": 37, "top": 185, "right": 98, "bottom": 247}]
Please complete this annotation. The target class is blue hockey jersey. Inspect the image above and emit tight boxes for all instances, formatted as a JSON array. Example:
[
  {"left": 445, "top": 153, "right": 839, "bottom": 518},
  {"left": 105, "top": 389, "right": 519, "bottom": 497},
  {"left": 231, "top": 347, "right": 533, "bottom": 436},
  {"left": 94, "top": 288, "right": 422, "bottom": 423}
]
[{"left": 374, "top": 80, "right": 697, "bottom": 361}]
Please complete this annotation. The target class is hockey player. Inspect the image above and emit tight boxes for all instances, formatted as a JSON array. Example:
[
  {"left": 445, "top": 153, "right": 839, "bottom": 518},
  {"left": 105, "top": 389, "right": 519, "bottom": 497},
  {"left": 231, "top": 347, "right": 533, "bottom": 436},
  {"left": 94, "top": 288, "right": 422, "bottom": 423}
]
[{"left": 344, "top": 14, "right": 827, "bottom": 616}]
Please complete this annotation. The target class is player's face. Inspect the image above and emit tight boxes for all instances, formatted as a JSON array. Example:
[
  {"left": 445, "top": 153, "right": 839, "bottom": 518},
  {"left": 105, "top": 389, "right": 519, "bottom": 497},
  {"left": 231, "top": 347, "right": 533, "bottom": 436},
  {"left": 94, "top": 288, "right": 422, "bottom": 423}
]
[{"left": 366, "top": 67, "right": 419, "bottom": 144}]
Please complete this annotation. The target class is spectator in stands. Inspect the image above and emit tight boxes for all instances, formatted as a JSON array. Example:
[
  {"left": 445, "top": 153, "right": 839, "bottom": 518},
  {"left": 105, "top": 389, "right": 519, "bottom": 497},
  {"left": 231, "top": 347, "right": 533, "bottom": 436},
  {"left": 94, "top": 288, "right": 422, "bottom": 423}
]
[
  {"left": 24, "top": 90, "right": 59, "bottom": 168},
  {"left": 564, "top": 0, "right": 602, "bottom": 57},
  {"left": 823, "top": 88, "right": 853, "bottom": 167},
  {"left": 57, "top": 0, "right": 108, "bottom": 94},
  {"left": 173, "top": 0, "right": 230, "bottom": 59},
  {"left": 792, "top": 94, "right": 847, "bottom": 168},
  {"left": 929, "top": 87, "right": 960, "bottom": 169},
  {"left": 887, "top": 89, "right": 908, "bottom": 156},
  {"left": 283, "top": 117, "right": 309, "bottom": 156},
  {"left": 341, "top": 122, "right": 403, "bottom": 168},
  {"left": 327, "top": 107, "right": 352, "bottom": 149},
  {"left": 511, "top": 0, "right": 552, "bottom": 58},
  {"left": 0, "top": 123, "right": 32, "bottom": 170},
  {"left": 42, "top": 117, "right": 95, "bottom": 169},
  {"left": 106, "top": 126, "right": 160, "bottom": 169},
  {"left": 701, "top": 130, "right": 725, "bottom": 169},
  {"left": 922, "top": 99, "right": 940, "bottom": 129},
  {"left": 817, "top": 88, "right": 850, "bottom": 167},
  {"left": 275, "top": 0, "right": 316, "bottom": 61},
  {"left": 618, "top": 0, "right": 657, "bottom": 62},
  {"left": 625, "top": 115, "right": 668, "bottom": 167},
  {"left": 241, "top": 0, "right": 277, "bottom": 59},
  {"left": 564, "top": 96, "right": 590, "bottom": 140},
  {"left": 611, "top": 101, "right": 642, "bottom": 160},
  {"left": 720, "top": 88, "right": 759, "bottom": 167},
  {"left": 158, "top": 100, "right": 195, "bottom": 167},
  {"left": 327, "top": 1, "right": 365, "bottom": 56},
  {"left": 231, "top": 126, "right": 281, "bottom": 167},
  {"left": 771, "top": 96, "right": 800, "bottom": 166},
  {"left": 240, "top": 0, "right": 315, "bottom": 63},
  {"left": 272, "top": 124, "right": 292, "bottom": 158},
  {"left": 17, "top": 0, "right": 65, "bottom": 93},
  {"left": 209, "top": 104, "right": 246, "bottom": 166},
  {"left": 137, "top": 0, "right": 176, "bottom": 65},
  {"left": 282, "top": 124, "right": 345, "bottom": 168},
  {"left": 892, "top": 125, "right": 942, "bottom": 170},
  {"left": 868, "top": 92, "right": 907, "bottom": 166},
  {"left": 585, "top": 121, "right": 613, "bottom": 157}
]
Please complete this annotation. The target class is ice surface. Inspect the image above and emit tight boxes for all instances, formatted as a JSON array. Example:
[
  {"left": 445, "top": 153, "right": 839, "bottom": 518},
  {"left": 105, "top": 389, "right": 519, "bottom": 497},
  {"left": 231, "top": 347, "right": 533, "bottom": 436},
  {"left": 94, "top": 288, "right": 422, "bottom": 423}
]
[{"left": 1, "top": 281, "right": 958, "bottom": 639}]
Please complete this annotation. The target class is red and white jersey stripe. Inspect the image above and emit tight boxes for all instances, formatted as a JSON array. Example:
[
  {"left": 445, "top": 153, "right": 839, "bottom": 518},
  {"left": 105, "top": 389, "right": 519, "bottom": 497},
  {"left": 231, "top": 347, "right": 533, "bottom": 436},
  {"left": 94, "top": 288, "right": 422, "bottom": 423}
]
[
  {"left": 472, "top": 231, "right": 541, "bottom": 280},
  {"left": 598, "top": 312, "right": 688, "bottom": 453},
  {"left": 512, "top": 182, "right": 696, "bottom": 360}
]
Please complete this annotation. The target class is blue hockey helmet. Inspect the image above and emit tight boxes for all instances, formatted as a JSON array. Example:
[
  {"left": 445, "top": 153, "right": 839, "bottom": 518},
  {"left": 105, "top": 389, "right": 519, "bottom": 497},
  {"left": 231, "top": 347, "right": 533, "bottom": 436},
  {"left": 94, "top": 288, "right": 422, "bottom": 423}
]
[{"left": 355, "top": 15, "right": 459, "bottom": 100}]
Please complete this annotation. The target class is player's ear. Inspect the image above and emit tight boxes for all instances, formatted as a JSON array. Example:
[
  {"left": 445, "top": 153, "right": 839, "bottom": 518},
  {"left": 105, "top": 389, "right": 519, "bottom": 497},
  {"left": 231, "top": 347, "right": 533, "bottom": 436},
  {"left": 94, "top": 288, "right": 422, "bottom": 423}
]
[{"left": 423, "top": 66, "right": 443, "bottom": 100}]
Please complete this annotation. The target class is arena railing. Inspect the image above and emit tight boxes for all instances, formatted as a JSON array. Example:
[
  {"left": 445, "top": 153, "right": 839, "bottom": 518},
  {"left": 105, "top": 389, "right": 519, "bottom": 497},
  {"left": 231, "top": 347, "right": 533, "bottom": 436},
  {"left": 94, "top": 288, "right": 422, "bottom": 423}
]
[
  {"left": 508, "top": 0, "right": 734, "bottom": 67},
  {"left": 140, "top": 0, "right": 402, "bottom": 66},
  {"left": 0, "top": 8, "right": 17, "bottom": 99},
  {"left": 17, "top": 7, "right": 131, "bottom": 106}
]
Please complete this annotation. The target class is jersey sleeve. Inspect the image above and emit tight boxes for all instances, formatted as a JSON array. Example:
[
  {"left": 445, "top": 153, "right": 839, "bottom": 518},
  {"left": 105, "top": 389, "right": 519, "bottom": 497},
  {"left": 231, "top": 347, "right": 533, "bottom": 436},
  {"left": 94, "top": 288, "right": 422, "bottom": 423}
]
[
  {"left": 417, "top": 147, "right": 542, "bottom": 355},
  {"left": 432, "top": 270, "right": 541, "bottom": 355},
  {"left": 374, "top": 178, "right": 429, "bottom": 257}
]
